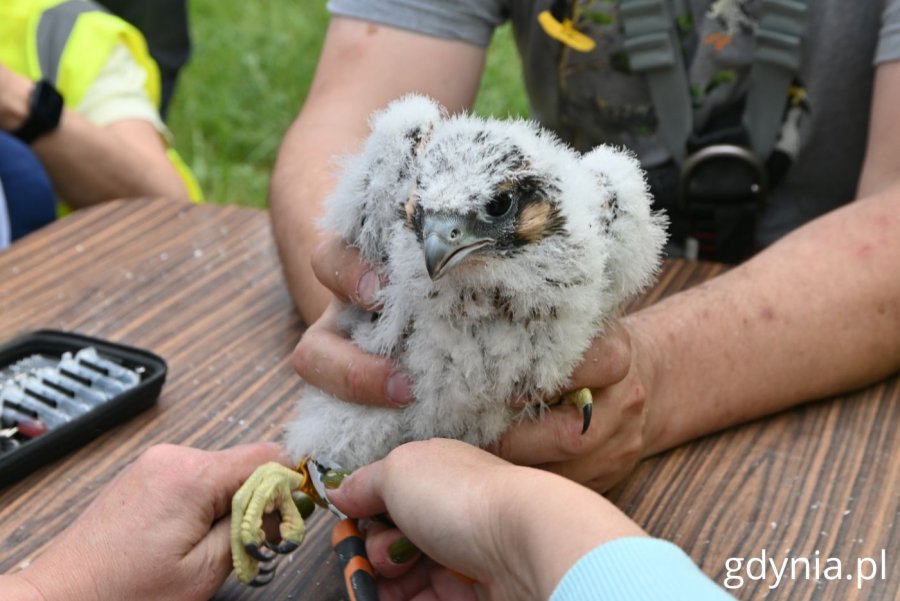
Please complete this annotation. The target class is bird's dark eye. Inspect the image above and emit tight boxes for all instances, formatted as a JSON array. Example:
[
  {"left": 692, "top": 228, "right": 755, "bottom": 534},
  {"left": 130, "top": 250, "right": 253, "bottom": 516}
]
[{"left": 486, "top": 192, "right": 515, "bottom": 218}]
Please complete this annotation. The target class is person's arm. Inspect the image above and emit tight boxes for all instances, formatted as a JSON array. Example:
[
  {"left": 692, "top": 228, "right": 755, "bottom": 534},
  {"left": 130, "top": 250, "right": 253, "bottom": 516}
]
[
  {"left": 329, "top": 439, "right": 732, "bottom": 601},
  {"left": 268, "top": 16, "right": 486, "bottom": 325},
  {"left": 485, "top": 60, "right": 900, "bottom": 487},
  {"left": 495, "top": 170, "right": 900, "bottom": 489},
  {"left": 857, "top": 61, "right": 900, "bottom": 198},
  {"left": 289, "top": 34, "right": 900, "bottom": 496},
  {"left": 337, "top": 441, "right": 642, "bottom": 599},
  {"left": 0, "top": 64, "right": 188, "bottom": 208},
  {"left": 291, "top": 131, "right": 900, "bottom": 492},
  {"left": 637, "top": 181, "right": 900, "bottom": 453},
  {"left": 0, "top": 443, "right": 286, "bottom": 601},
  {"left": 635, "top": 60, "right": 900, "bottom": 453},
  {"left": 34, "top": 115, "right": 187, "bottom": 207}
]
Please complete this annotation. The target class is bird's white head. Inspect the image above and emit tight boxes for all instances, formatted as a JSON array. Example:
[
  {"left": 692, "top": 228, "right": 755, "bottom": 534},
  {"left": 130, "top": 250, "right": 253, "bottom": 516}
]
[
  {"left": 323, "top": 94, "right": 665, "bottom": 303},
  {"left": 394, "top": 104, "right": 617, "bottom": 293}
]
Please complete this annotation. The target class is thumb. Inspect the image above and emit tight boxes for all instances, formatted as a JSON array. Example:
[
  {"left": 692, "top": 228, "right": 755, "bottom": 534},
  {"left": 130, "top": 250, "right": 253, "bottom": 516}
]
[
  {"left": 328, "top": 460, "right": 389, "bottom": 519},
  {"left": 492, "top": 405, "right": 587, "bottom": 466},
  {"left": 201, "top": 442, "right": 291, "bottom": 519},
  {"left": 567, "top": 323, "right": 631, "bottom": 389}
]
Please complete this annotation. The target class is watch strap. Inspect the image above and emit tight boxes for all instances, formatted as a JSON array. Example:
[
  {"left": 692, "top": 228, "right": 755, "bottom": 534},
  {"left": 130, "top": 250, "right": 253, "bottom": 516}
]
[{"left": 12, "top": 80, "right": 64, "bottom": 144}]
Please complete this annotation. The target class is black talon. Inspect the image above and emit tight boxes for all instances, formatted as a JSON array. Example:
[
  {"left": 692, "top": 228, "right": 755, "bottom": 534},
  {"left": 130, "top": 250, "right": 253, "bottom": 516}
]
[
  {"left": 581, "top": 403, "right": 592, "bottom": 435},
  {"left": 258, "top": 559, "right": 279, "bottom": 575},
  {"left": 275, "top": 540, "right": 300, "bottom": 554},
  {"left": 245, "top": 543, "right": 277, "bottom": 562},
  {"left": 249, "top": 568, "right": 277, "bottom": 587},
  {"left": 264, "top": 539, "right": 300, "bottom": 554}
]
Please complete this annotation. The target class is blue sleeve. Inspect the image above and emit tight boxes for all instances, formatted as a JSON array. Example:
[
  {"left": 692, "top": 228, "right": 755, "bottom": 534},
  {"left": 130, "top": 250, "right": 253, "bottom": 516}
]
[
  {"left": 549, "top": 537, "right": 735, "bottom": 601},
  {"left": 0, "top": 132, "right": 56, "bottom": 245}
]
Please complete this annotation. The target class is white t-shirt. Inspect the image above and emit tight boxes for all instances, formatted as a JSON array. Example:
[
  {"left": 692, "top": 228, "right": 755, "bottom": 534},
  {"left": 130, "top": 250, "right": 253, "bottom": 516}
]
[{"left": 76, "top": 43, "right": 170, "bottom": 140}]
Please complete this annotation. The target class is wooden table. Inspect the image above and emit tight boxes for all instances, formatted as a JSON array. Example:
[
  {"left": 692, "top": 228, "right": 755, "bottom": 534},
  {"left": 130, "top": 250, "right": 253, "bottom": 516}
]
[{"left": 0, "top": 199, "right": 896, "bottom": 600}]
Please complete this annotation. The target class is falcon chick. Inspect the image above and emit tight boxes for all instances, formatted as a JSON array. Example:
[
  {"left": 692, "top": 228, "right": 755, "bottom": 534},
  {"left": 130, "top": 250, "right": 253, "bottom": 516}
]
[
  {"left": 231, "top": 95, "right": 667, "bottom": 583},
  {"left": 286, "top": 94, "right": 666, "bottom": 467}
]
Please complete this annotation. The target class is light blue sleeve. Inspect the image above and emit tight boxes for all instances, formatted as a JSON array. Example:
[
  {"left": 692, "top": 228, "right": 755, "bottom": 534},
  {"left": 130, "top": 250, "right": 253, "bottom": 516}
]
[
  {"left": 0, "top": 176, "right": 9, "bottom": 250},
  {"left": 549, "top": 537, "right": 735, "bottom": 601}
]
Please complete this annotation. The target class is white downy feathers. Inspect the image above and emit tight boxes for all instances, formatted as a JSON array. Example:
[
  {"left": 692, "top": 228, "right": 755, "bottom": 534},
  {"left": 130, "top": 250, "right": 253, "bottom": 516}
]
[{"left": 285, "top": 95, "right": 667, "bottom": 469}]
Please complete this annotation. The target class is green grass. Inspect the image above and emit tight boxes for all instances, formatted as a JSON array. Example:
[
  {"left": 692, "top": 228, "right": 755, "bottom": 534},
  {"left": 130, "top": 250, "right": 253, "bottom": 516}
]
[{"left": 167, "top": 1, "right": 528, "bottom": 208}]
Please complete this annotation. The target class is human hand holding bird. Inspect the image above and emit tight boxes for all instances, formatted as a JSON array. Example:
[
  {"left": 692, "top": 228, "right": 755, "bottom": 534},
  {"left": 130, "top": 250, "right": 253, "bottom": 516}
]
[
  {"left": 296, "top": 240, "right": 653, "bottom": 493},
  {"left": 233, "top": 94, "right": 666, "bottom": 583},
  {"left": 326, "top": 438, "right": 649, "bottom": 601}
]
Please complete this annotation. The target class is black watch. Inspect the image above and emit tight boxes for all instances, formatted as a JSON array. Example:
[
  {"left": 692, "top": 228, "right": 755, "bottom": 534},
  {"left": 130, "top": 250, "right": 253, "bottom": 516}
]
[{"left": 12, "top": 79, "right": 64, "bottom": 144}]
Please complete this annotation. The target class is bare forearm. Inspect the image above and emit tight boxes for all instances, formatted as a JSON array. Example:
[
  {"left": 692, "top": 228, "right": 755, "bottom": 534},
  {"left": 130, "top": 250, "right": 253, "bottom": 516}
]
[
  {"left": 0, "top": 68, "right": 186, "bottom": 208},
  {"left": 31, "top": 112, "right": 188, "bottom": 208},
  {"left": 268, "top": 17, "right": 485, "bottom": 324},
  {"left": 639, "top": 189, "right": 900, "bottom": 455},
  {"left": 500, "top": 468, "right": 646, "bottom": 599},
  {"left": 269, "top": 96, "right": 372, "bottom": 325}
]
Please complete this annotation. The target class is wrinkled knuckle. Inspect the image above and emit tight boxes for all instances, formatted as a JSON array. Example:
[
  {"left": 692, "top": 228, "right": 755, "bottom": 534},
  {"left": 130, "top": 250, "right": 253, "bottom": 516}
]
[
  {"left": 622, "top": 380, "right": 647, "bottom": 414},
  {"left": 386, "top": 440, "right": 425, "bottom": 472},
  {"left": 609, "top": 345, "right": 632, "bottom": 382},
  {"left": 554, "top": 416, "right": 594, "bottom": 457},
  {"left": 135, "top": 445, "right": 202, "bottom": 489},
  {"left": 615, "top": 321, "right": 633, "bottom": 349},
  {"left": 138, "top": 444, "right": 181, "bottom": 469},
  {"left": 614, "top": 358, "right": 632, "bottom": 384},
  {"left": 292, "top": 334, "right": 315, "bottom": 378},
  {"left": 310, "top": 237, "right": 335, "bottom": 277},
  {"left": 345, "top": 359, "right": 377, "bottom": 403},
  {"left": 567, "top": 431, "right": 597, "bottom": 458}
]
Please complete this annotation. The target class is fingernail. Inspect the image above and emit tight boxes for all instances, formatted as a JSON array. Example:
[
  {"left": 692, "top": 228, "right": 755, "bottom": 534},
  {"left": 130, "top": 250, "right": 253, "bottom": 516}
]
[
  {"left": 356, "top": 270, "right": 380, "bottom": 309},
  {"left": 386, "top": 371, "right": 414, "bottom": 406},
  {"left": 323, "top": 469, "right": 351, "bottom": 490},
  {"left": 388, "top": 537, "right": 419, "bottom": 564}
]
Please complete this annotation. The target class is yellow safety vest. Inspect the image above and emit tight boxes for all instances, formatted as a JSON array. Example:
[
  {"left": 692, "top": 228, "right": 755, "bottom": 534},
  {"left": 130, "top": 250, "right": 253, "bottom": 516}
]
[{"left": 0, "top": 0, "right": 202, "bottom": 201}]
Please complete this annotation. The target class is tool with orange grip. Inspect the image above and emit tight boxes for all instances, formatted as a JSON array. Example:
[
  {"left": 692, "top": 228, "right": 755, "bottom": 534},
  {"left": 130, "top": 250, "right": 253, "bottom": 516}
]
[
  {"left": 332, "top": 518, "right": 379, "bottom": 601},
  {"left": 299, "top": 457, "right": 381, "bottom": 601}
]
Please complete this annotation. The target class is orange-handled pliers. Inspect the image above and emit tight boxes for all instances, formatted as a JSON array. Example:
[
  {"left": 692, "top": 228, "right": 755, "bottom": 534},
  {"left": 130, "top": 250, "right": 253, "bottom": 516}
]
[{"left": 299, "top": 457, "right": 380, "bottom": 601}]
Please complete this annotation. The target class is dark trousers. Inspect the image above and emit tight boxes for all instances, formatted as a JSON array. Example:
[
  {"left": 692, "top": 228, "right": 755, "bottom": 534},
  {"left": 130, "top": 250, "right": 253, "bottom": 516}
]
[{"left": 0, "top": 132, "right": 56, "bottom": 243}]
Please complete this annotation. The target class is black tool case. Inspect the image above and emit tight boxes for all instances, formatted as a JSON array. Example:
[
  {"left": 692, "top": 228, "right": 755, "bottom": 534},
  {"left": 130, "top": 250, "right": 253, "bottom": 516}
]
[{"left": 0, "top": 330, "right": 167, "bottom": 487}]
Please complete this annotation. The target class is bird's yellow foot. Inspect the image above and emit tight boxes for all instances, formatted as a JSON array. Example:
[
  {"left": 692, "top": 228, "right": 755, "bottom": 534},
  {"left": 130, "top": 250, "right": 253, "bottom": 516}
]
[
  {"left": 556, "top": 387, "right": 593, "bottom": 434},
  {"left": 231, "top": 461, "right": 313, "bottom": 585}
]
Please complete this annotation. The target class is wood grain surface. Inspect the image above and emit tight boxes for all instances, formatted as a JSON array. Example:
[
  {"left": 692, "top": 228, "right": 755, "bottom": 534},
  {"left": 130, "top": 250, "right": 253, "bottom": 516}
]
[{"left": 0, "top": 198, "right": 896, "bottom": 600}]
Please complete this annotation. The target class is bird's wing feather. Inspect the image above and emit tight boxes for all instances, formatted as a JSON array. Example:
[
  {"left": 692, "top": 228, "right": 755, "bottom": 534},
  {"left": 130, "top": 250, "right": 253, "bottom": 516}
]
[
  {"left": 580, "top": 145, "right": 668, "bottom": 298},
  {"left": 319, "top": 95, "right": 445, "bottom": 267}
]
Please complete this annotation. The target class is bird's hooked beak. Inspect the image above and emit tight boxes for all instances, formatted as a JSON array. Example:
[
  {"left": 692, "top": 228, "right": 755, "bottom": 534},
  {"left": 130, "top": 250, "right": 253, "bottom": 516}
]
[{"left": 423, "top": 214, "right": 492, "bottom": 281}]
